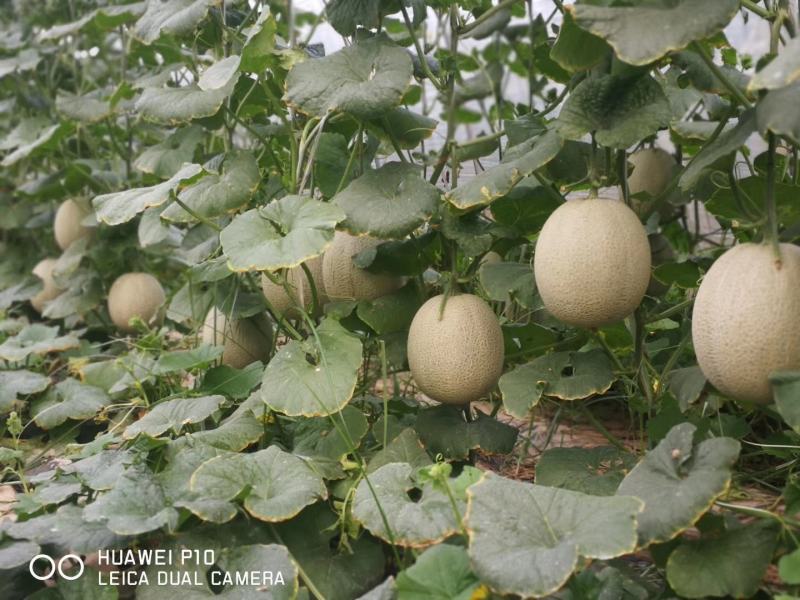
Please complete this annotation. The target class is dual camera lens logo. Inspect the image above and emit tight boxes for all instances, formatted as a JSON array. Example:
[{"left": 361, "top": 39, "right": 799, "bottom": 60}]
[{"left": 29, "top": 554, "right": 84, "bottom": 581}]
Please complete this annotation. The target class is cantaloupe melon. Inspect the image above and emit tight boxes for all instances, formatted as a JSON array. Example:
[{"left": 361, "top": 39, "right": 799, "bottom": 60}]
[
  {"left": 108, "top": 272, "right": 166, "bottom": 333},
  {"left": 322, "top": 231, "right": 402, "bottom": 301},
  {"left": 54, "top": 199, "right": 91, "bottom": 250},
  {"left": 30, "top": 258, "right": 62, "bottom": 313},
  {"left": 407, "top": 293, "right": 504, "bottom": 404},
  {"left": 261, "top": 256, "right": 327, "bottom": 317},
  {"left": 623, "top": 148, "right": 676, "bottom": 218},
  {"left": 201, "top": 308, "right": 273, "bottom": 369},
  {"left": 692, "top": 243, "right": 800, "bottom": 403},
  {"left": 533, "top": 197, "right": 651, "bottom": 328}
]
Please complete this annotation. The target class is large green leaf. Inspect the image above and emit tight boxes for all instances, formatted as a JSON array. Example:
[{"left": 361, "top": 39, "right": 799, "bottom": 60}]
[
  {"left": 289, "top": 405, "right": 368, "bottom": 463},
  {"left": 55, "top": 91, "right": 114, "bottom": 123},
  {"left": 133, "top": 125, "right": 205, "bottom": 178},
  {"left": 30, "top": 379, "right": 111, "bottom": 430},
  {"left": 93, "top": 163, "right": 203, "bottom": 225},
  {"left": 136, "top": 76, "right": 237, "bottom": 124},
  {"left": 757, "top": 81, "right": 800, "bottom": 142},
  {"left": 162, "top": 152, "right": 260, "bottom": 222},
  {"left": 190, "top": 445, "right": 327, "bottom": 522},
  {"left": 570, "top": 0, "right": 740, "bottom": 66},
  {"left": 353, "top": 463, "right": 476, "bottom": 547},
  {"left": 550, "top": 11, "right": 609, "bottom": 72},
  {"left": 285, "top": 35, "right": 412, "bottom": 119},
  {"left": 395, "top": 545, "right": 478, "bottom": 600},
  {"left": 83, "top": 465, "right": 179, "bottom": 535},
  {"left": 748, "top": 37, "right": 800, "bottom": 91},
  {"left": 771, "top": 372, "right": 800, "bottom": 435},
  {"left": 62, "top": 449, "right": 134, "bottom": 491},
  {"left": 333, "top": 162, "right": 440, "bottom": 239},
  {"left": 261, "top": 318, "right": 363, "bottom": 417},
  {"left": 666, "top": 520, "right": 779, "bottom": 598},
  {"left": 616, "top": 423, "right": 740, "bottom": 546},
  {"left": 39, "top": 3, "right": 145, "bottom": 41},
  {"left": 535, "top": 446, "right": 637, "bottom": 496},
  {"left": 1, "top": 123, "right": 67, "bottom": 167},
  {"left": 7, "top": 504, "right": 124, "bottom": 554},
  {"left": 327, "top": 0, "right": 381, "bottom": 36},
  {"left": 556, "top": 74, "right": 671, "bottom": 148},
  {"left": 0, "top": 48, "right": 40, "bottom": 79},
  {"left": 414, "top": 406, "right": 517, "bottom": 460},
  {"left": 479, "top": 261, "right": 535, "bottom": 308},
  {"left": 123, "top": 395, "right": 224, "bottom": 439},
  {"left": 220, "top": 196, "right": 344, "bottom": 272},
  {"left": 499, "top": 350, "right": 616, "bottom": 418},
  {"left": 0, "top": 324, "right": 79, "bottom": 362},
  {"left": 0, "top": 369, "right": 50, "bottom": 413},
  {"left": 134, "top": 0, "right": 218, "bottom": 44},
  {"left": 0, "top": 539, "right": 40, "bottom": 570},
  {"left": 445, "top": 129, "right": 562, "bottom": 209},
  {"left": 466, "top": 473, "right": 643, "bottom": 598},
  {"left": 368, "top": 428, "right": 431, "bottom": 474}
]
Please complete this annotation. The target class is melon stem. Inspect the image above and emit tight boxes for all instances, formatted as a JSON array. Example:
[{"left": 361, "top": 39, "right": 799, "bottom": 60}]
[{"left": 765, "top": 133, "right": 783, "bottom": 266}]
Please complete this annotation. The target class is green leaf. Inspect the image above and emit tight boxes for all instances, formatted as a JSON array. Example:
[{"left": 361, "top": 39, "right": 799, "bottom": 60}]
[
  {"left": 779, "top": 548, "right": 800, "bottom": 585},
  {"left": 198, "top": 55, "right": 240, "bottom": 91},
  {"left": 290, "top": 405, "right": 368, "bottom": 462},
  {"left": 757, "top": 81, "right": 800, "bottom": 142},
  {"left": 153, "top": 346, "right": 224, "bottom": 375},
  {"left": 616, "top": 422, "right": 740, "bottom": 546},
  {"left": 445, "top": 129, "right": 562, "bottom": 209},
  {"left": 466, "top": 472, "right": 643, "bottom": 598},
  {"left": 357, "top": 285, "right": 421, "bottom": 334},
  {"left": 667, "top": 366, "right": 707, "bottom": 410},
  {"left": 333, "top": 162, "right": 439, "bottom": 239},
  {"left": 748, "top": 37, "right": 800, "bottom": 91},
  {"left": 136, "top": 76, "right": 238, "bottom": 124},
  {"left": 356, "top": 578, "right": 395, "bottom": 600},
  {"left": 7, "top": 504, "right": 124, "bottom": 554},
  {"left": 479, "top": 261, "right": 535, "bottom": 308},
  {"left": 198, "top": 362, "right": 264, "bottom": 399},
  {"left": 368, "top": 428, "right": 431, "bottom": 474},
  {"left": 1, "top": 123, "right": 68, "bottom": 167},
  {"left": 666, "top": 520, "right": 779, "bottom": 598},
  {"left": 124, "top": 395, "right": 224, "bottom": 439},
  {"left": 395, "top": 545, "right": 479, "bottom": 600},
  {"left": 285, "top": 35, "right": 412, "bottom": 119},
  {"left": 680, "top": 110, "right": 757, "bottom": 190},
  {"left": 241, "top": 10, "right": 277, "bottom": 72},
  {"left": 499, "top": 350, "right": 616, "bottom": 418},
  {"left": 133, "top": 0, "right": 218, "bottom": 44},
  {"left": 653, "top": 261, "right": 701, "bottom": 288},
  {"left": 83, "top": 465, "right": 179, "bottom": 535},
  {"left": 771, "top": 372, "right": 800, "bottom": 435},
  {"left": 314, "top": 133, "right": 354, "bottom": 198},
  {"left": 535, "top": 446, "right": 637, "bottom": 496},
  {"left": 190, "top": 445, "right": 327, "bottom": 522},
  {"left": 0, "top": 369, "right": 50, "bottom": 413},
  {"left": 62, "top": 450, "right": 134, "bottom": 491},
  {"left": 220, "top": 196, "right": 344, "bottom": 272},
  {"left": 163, "top": 152, "right": 260, "bottom": 223},
  {"left": 261, "top": 318, "right": 362, "bottom": 417},
  {"left": 55, "top": 91, "right": 113, "bottom": 123},
  {"left": 38, "top": 3, "right": 145, "bottom": 41},
  {"left": 0, "top": 48, "right": 40, "bottom": 79},
  {"left": 133, "top": 125, "right": 205, "bottom": 178},
  {"left": 556, "top": 74, "right": 671, "bottom": 149},
  {"left": 353, "top": 463, "right": 469, "bottom": 547},
  {"left": 0, "top": 539, "right": 40, "bottom": 570},
  {"left": 371, "top": 108, "right": 437, "bottom": 149},
  {"left": 414, "top": 406, "right": 517, "bottom": 460},
  {"left": 93, "top": 163, "right": 203, "bottom": 226},
  {"left": 274, "top": 504, "right": 386, "bottom": 600},
  {"left": 550, "top": 11, "right": 609, "bottom": 72},
  {"left": 327, "top": 0, "right": 381, "bottom": 36},
  {"left": 570, "top": 0, "right": 740, "bottom": 66},
  {"left": 31, "top": 379, "right": 111, "bottom": 430}
]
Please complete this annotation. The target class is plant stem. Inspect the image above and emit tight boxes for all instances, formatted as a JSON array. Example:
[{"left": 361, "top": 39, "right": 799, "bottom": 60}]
[
  {"left": 459, "top": 0, "right": 522, "bottom": 35},
  {"left": 691, "top": 42, "right": 752, "bottom": 108},
  {"left": 742, "top": 0, "right": 771, "bottom": 18},
  {"left": 765, "top": 132, "right": 782, "bottom": 263},
  {"left": 577, "top": 402, "right": 627, "bottom": 452},
  {"left": 400, "top": 4, "right": 444, "bottom": 91}
]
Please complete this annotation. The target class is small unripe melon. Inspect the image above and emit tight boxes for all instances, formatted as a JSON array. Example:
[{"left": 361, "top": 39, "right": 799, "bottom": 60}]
[
  {"left": 622, "top": 148, "right": 676, "bottom": 218},
  {"left": 407, "top": 293, "right": 504, "bottom": 404},
  {"left": 30, "top": 258, "right": 62, "bottom": 313},
  {"left": 201, "top": 308, "right": 273, "bottom": 369},
  {"left": 534, "top": 197, "right": 651, "bottom": 328},
  {"left": 322, "top": 231, "right": 402, "bottom": 301},
  {"left": 108, "top": 272, "right": 166, "bottom": 333},
  {"left": 692, "top": 243, "right": 800, "bottom": 404},
  {"left": 54, "top": 199, "right": 91, "bottom": 250},
  {"left": 261, "top": 256, "right": 327, "bottom": 317}
]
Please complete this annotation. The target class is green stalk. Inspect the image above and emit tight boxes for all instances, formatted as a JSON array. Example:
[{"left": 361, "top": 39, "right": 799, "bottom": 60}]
[
  {"left": 691, "top": 42, "right": 752, "bottom": 108},
  {"left": 459, "top": 0, "right": 522, "bottom": 35},
  {"left": 765, "top": 132, "right": 783, "bottom": 263}
]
